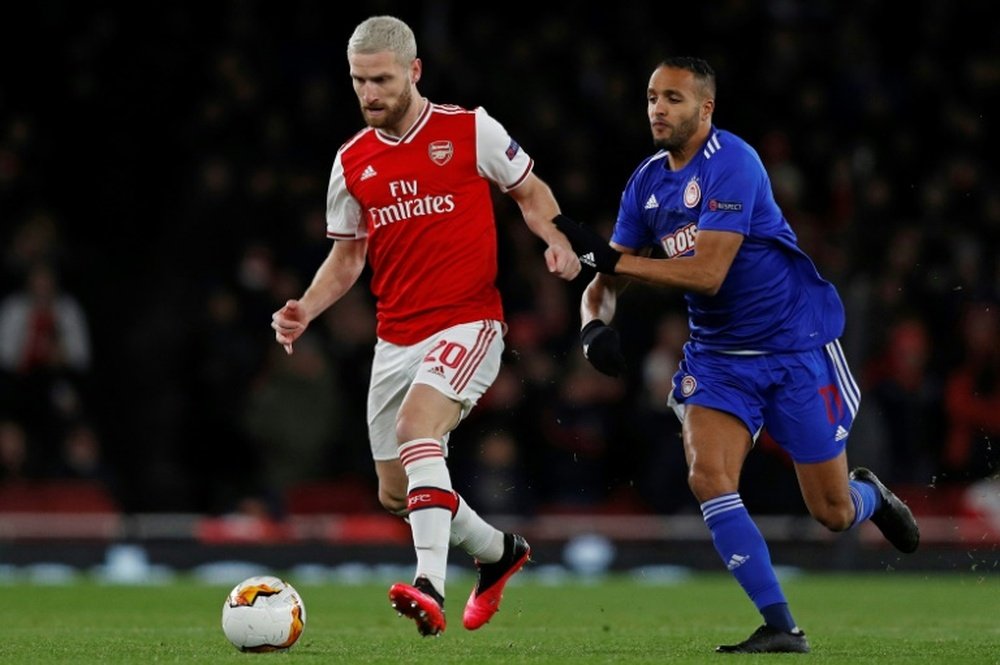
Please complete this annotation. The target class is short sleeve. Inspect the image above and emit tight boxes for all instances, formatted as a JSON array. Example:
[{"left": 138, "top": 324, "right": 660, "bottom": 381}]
[
  {"left": 697, "top": 147, "right": 760, "bottom": 236},
  {"left": 611, "top": 156, "right": 664, "bottom": 250},
  {"left": 326, "top": 151, "right": 365, "bottom": 239},
  {"left": 474, "top": 106, "right": 534, "bottom": 192}
]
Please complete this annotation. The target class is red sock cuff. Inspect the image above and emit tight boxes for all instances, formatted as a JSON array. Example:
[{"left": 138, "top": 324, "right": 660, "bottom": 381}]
[{"left": 407, "top": 487, "right": 459, "bottom": 515}]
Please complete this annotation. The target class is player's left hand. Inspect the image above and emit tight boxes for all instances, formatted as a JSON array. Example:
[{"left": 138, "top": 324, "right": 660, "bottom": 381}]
[
  {"left": 553, "top": 215, "right": 621, "bottom": 274},
  {"left": 545, "top": 243, "right": 582, "bottom": 281},
  {"left": 271, "top": 299, "right": 308, "bottom": 354},
  {"left": 580, "top": 319, "right": 626, "bottom": 376}
]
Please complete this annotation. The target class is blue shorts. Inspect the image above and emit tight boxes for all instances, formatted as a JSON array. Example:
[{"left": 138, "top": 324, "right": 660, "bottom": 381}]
[{"left": 668, "top": 340, "right": 861, "bottom": 464}]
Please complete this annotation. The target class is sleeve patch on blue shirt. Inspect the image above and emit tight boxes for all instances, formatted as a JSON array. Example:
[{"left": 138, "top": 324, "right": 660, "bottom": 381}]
[{"left": 709, "top": 199, "right": 742, "bottom": 212}]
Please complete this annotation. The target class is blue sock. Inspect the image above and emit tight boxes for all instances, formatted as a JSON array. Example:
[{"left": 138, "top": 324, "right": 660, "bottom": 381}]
[
  {"left": 761, "top": 602, "right": 796, "bottom": 632},
  {"left": 701, "top": 493, "right": 796, "bottom": 632},
  {"left": 849, "top": 479, "right": 882, "bottom": 527}
]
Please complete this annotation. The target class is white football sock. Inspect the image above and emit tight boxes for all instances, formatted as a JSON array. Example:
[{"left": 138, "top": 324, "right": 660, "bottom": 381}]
[
  {"left": 450, "top": 494, "right": 504, "bottom": 563},
  {"left": 400, "top": 438, "right": 452, "bottom": 597}
]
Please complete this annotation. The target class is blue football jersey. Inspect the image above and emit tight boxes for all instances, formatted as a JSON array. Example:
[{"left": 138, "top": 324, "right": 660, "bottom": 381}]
[{"left": 612, "top": 128, "right": 844, "bottom": 352}]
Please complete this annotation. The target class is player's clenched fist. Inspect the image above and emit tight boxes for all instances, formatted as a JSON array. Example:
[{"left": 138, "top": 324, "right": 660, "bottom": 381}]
[
  {"left": 271, "top": 299, "right": 308, "bottom": 354},
  {"left": 544, "top": 243, "right": 582, "bottom": 281},
  {"left": 580, "top": 319, "right": 626, "bottom": 376}
]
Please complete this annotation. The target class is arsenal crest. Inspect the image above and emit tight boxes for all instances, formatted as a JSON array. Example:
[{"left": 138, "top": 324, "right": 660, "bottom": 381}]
[{"left": 428, "top": 140, "right": 453, "bottom": 166}]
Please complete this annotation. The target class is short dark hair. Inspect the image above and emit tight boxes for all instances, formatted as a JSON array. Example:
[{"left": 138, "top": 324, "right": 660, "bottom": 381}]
[{"left": 659, "top": 56, "right": 716, "bottom": 97}]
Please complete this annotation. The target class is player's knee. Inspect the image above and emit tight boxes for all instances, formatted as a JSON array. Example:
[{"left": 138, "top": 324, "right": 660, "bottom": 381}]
[
  {"left": 812, "top": 503, "right": 853, "bottom": 532},
  {"left": 687, "top": 467, "right": 737, "bottom": 503},
  {"left": 394, "top": 418, "right": 416, "bottom": 444},
  {"left": 395, "top": 414, "right": 434, "bottom": 444}
]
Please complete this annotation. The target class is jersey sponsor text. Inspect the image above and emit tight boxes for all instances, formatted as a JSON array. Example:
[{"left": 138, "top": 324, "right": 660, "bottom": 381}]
[
  {"left": 368, "top": 179, "right": 456, "bottom": 228},
  {"left": 661, "top": 223, "right": 698, "bottom": 258}
]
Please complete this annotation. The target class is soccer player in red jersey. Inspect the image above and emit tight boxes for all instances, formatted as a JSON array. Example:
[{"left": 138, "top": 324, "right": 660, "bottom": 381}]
[{"left": 271, "top": 15, "right": 580, "bottom": 636}]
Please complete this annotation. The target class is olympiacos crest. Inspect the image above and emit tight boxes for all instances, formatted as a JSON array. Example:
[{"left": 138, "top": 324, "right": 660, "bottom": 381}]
[{"left": 684, "top": 178, "right": 701, "bottom": 208}]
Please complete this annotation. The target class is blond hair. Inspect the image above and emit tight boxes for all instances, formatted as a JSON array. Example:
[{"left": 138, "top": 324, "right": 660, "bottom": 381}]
[{"left": 347, "top": 16, "right": 417, "bottom": 63}]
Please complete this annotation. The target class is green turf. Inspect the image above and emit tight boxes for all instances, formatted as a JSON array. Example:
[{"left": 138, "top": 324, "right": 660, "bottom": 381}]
[{"left": 0, "top": 572, "right": 997, "bottom": 664}]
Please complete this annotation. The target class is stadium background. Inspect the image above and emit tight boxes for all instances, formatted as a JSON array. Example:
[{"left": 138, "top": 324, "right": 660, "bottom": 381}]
[{"left": 0, "top": 1, "right": 997, "bottom": 570}]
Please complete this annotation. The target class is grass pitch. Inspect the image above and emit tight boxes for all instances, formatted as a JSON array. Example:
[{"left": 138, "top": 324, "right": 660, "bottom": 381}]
[{"left": 0, "top": 572, "right": 997, "bottom": 664}]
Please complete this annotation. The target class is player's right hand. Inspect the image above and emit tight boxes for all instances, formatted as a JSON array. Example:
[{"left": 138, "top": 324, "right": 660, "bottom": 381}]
[
  {"left": 544, "top": 243, "right": 582, "bottom": 281},
  {"left": 271, "top": 299, "right": 308, "bottom": 355},
  {"left": 580, "top": 319, "right": 626, "bottom": 377}
]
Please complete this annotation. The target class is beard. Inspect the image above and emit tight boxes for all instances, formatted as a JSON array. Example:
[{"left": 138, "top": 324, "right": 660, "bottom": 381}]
[
  {"left": 652, "top": 111, "right": 699, "bottom": 151},
  {"left": 361, "top": 84, "right": 414, "bottom": 130}
]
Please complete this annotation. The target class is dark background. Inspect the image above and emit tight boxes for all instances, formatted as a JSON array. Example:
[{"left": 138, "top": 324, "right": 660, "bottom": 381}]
[{"left": 1, "top": 1, "right": 996, "bottom": 517}]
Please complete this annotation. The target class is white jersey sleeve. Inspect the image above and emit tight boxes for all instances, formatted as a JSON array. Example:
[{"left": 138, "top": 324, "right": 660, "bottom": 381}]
[
  {"left": 326, "top": 151, "right": 366, "bottom": 239},
  {"left": 475, "top": 106, "right": 534, "bottom": 192}
]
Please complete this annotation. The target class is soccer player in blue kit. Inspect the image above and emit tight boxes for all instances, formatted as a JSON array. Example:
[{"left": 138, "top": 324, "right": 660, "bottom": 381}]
[{"left": 554, "top": 57, "right": 920, "bottom": 653}]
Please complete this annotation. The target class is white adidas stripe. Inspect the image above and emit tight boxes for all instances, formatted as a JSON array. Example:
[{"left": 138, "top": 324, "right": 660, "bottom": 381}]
[{"left": 825, "top": 340, "right": 860, "bottom": 417}]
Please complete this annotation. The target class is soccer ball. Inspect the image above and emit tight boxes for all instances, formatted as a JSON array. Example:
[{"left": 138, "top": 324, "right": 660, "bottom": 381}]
[{"left": 221, "top": 575, "right": 306, "bottom": 652}]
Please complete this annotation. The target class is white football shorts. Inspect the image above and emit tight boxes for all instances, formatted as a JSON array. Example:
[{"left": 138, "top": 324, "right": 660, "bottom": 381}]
[{"left": 367, "top": 319, "right": 505, "bottom": 461}]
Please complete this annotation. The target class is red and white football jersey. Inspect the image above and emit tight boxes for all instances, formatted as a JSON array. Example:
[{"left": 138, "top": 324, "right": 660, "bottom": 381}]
[{"left": 326, "top": 102, "right": 533, "bottom": 345}]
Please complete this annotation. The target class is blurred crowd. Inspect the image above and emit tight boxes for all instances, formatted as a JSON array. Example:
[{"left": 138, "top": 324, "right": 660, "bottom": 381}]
[{"left": 1, "top": 1, "right": 997, "bottom": 518}]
